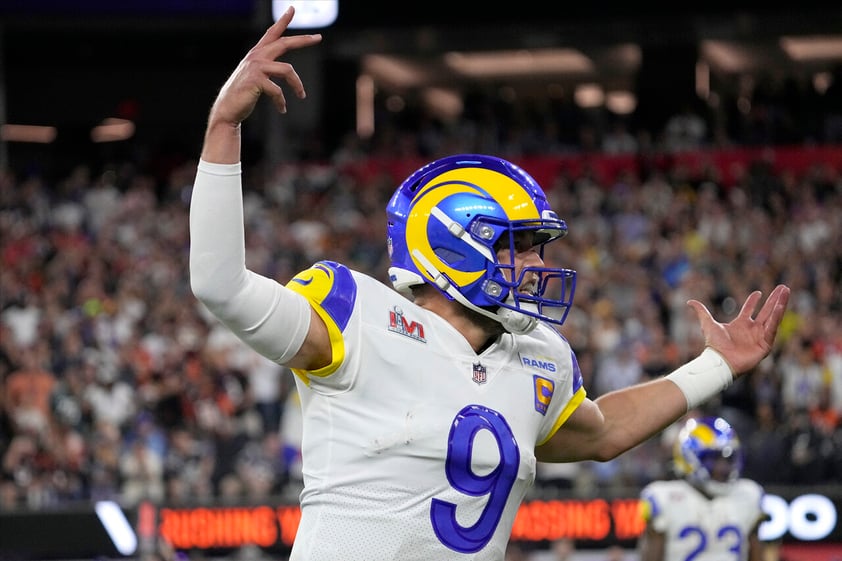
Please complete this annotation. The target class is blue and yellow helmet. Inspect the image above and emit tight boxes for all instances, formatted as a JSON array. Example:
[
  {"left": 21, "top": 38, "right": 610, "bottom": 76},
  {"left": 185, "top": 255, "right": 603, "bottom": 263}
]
[
  {"left": 673, "top": 416, "right": 743, "bottom": 496},
  {"left": 386, "top": 154, "right": 576, "bottom": 333}
]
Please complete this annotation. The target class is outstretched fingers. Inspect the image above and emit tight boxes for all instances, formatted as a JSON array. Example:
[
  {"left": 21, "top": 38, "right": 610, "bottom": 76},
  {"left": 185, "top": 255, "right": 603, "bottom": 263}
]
[
  {"left": 756, "top": 284, "right": 791, "bottom": 342},
  {"left": 735, "top": 290, "right": 763, "bottom": 322},
  {"left": 685, "top": 284, "right": 791, "bottom": 370},
  {"left": 255, "top": 6, "right": 297, "bottom": 48},
  {"left": 686, "top": 298, "right": 716, "bottom": 332},
  {"left": 257, "top": 76, "right": 288, "bottom": 114},
  {"left": 257, "top": 60, "right": 308, "bottom": 113},
  {"left": 241, "top": 12, "right": 323, "bottom": 114},
  {"left": 261, "top": 33, "right": 323, "bottom": 72}
]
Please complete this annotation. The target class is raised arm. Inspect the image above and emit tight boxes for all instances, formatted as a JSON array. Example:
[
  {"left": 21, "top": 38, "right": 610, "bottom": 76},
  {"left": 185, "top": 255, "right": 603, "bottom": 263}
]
[
  {"left": 189, "top": 8, "right": 330, "bottom": 370},
  {"left": 537, "top": 284, "right": 790, "bottom": 462},
  {"left": 201, "top": 8, "right": 321, "bottom": 163}
]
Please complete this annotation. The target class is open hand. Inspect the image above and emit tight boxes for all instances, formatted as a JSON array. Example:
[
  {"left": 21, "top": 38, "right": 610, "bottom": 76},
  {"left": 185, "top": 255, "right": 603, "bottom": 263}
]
[
  {"left": 211, "top": 6, "right": 323, "bottom": 126},
  {"left": 687, "top": 284, "right": 790, "bottom": 374}
]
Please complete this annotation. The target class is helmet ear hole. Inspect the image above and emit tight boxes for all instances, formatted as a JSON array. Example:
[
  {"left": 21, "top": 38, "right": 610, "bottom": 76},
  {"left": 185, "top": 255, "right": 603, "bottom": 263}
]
[{"left": 407, "top": 177, "right": 425, "bottom": 194}]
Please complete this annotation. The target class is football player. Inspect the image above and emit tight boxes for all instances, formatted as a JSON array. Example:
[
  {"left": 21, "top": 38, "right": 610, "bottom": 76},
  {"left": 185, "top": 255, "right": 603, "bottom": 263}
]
[
  {"left": 188, "top": 7, "right": 790, "bottom": 560},
  {"left": 639, "top": 416, "right": 767, "bottom": 561}
]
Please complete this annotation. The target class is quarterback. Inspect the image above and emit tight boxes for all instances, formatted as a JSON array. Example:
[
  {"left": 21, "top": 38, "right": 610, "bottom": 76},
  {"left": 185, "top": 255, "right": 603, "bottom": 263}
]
[{"left": 188, "top": 7, "right": 790, "bottom": 561}]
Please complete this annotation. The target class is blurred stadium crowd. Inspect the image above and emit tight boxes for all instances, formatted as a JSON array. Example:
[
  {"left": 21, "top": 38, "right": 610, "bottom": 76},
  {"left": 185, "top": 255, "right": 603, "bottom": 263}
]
[{"left": 1, "top": 92, "right": 841, "bottom": 514}]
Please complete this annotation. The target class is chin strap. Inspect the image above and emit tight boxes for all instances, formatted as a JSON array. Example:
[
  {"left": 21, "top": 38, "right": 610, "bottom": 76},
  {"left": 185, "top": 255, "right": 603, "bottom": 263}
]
[
  {"left": 411, "top": 249, "right": 539, "bottom": 335},
  {"left": 496, "top": 297, "right": 539, "bottom": 335}
]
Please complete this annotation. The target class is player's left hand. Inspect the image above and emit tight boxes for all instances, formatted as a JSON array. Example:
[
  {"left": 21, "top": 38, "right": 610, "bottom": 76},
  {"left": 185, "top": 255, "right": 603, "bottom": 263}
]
[{"left": 687, "top": 284, "right": 790, "bottom": 375}]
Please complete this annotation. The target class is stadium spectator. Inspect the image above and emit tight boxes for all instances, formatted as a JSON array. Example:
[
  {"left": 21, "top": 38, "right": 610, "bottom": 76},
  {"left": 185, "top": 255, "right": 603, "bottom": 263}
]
[
  {"left": 779, "top": 337, "right": 826, "bottom": 414},
  {"left": 119, "top": 436, "right": 165, "bottom": 504},
  {"left": 742, "top": 402, "right": 788, "bottom": 484},
  {"left": 661, "top": 100, "right": 708, "bottom": 153},
  {"left": 5, "top": 345, "right": 56, "bottom": 436}
]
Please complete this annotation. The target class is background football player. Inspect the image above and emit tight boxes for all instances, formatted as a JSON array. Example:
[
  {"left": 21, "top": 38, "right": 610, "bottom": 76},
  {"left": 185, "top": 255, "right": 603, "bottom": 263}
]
[{"left": 639, "top": 416, "right": 768, "bottom": 561}]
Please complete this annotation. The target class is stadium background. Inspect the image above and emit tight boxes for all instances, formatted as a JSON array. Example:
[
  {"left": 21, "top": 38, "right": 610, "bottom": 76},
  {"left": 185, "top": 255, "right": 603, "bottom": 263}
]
[{"left": 1, "top": 1, "right": 841, "bottom": 560}]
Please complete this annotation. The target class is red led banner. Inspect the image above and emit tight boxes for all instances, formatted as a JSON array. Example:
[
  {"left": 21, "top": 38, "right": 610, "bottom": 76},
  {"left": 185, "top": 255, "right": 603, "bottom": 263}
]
[
  {"left": 155, "top": 499, "right": 649, "bottom": 551},
  {"left": 1, "top": 491, "right": 838, "bottom": 559}
]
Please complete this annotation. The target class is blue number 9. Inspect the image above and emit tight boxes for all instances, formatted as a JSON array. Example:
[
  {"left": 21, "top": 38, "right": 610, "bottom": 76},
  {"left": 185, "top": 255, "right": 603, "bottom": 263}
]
[{"left": 430, "top": 404, "right": 520, "bottom": 553}]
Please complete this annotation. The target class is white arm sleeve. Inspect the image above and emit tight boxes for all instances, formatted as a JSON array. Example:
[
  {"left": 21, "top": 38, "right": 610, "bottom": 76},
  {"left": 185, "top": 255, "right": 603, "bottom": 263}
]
[{"left": 189, "top": 159, "right": 310, "bottom": 364}]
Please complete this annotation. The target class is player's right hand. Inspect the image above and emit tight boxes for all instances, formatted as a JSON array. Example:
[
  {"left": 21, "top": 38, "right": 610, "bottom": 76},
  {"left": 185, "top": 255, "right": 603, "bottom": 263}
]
[{"left": 211, "top": 6, "right": 323, "bottom": 126}]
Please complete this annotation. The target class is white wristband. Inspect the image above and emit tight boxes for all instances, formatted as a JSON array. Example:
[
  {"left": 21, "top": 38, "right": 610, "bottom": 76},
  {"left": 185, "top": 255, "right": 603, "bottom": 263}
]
[{"left": 666, "top": 348, "right": 734, "bottom": 410}]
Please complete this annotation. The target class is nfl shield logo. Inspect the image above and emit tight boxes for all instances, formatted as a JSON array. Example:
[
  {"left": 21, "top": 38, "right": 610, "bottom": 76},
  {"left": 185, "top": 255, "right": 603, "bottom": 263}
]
[{"left": 472, "top": 363, "right": 487, "bottom": 385}]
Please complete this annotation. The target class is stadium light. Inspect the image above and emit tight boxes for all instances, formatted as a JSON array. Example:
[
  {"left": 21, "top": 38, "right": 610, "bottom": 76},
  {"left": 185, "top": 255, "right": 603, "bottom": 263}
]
[{"left": 273, "top": 0, "right": 338, "bottom": 29}]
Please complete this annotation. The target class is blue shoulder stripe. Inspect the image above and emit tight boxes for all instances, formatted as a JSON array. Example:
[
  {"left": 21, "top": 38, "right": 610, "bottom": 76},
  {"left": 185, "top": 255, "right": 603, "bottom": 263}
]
[{"left": 570, "top": 350, "right": 584, "bottom": 393}]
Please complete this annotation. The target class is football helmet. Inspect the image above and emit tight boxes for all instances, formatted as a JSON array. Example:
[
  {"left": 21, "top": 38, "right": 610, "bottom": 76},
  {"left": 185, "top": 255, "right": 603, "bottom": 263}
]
[
  {"left": 386, "top": 154, "right": 576, "bottom": 334},
  {"left": 673, "top": 416, "right": 743, "bottom": 496}
]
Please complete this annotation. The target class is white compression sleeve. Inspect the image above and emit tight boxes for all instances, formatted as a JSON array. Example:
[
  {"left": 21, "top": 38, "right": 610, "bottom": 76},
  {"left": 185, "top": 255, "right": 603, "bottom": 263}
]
[
  {"left": 665, "top": 347, "right": 734, "bottom": 410},
  {"left": 189, "top": 160, "right": 310, "bottom": 364}
]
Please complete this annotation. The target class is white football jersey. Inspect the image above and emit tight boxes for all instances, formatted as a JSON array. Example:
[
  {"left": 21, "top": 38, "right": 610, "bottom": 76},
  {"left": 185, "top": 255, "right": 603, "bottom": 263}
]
[
  {"left": 640, "top": 478, "right": 765, "bottom": 561},
  {"left": 284, "top": 260, "right": 586, "bottom": 561}
]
